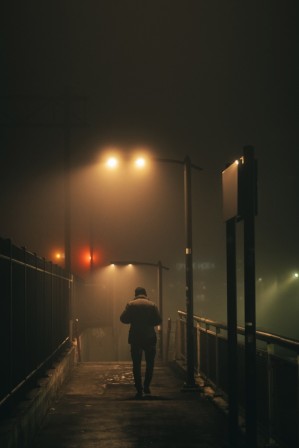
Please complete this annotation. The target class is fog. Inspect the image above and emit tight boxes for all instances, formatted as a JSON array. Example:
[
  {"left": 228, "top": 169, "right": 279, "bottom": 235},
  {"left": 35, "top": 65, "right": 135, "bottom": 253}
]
[
  {"left": 1, "top": 133, "right": 298, "bottom": 343},
  {"left": 1, "top": 1, "right": 298, "bottom": 345}
]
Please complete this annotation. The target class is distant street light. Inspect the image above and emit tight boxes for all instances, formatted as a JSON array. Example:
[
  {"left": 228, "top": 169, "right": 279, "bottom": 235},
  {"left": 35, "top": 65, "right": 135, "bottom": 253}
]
[{"left": 110, "top": 260, "right": 169, "bottom": 359}]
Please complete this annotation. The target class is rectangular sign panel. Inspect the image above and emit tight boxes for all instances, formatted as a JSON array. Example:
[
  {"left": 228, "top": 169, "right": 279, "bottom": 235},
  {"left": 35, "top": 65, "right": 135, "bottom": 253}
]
[{"left": 222, "top": 161, "right": 239, "bottom": 222}]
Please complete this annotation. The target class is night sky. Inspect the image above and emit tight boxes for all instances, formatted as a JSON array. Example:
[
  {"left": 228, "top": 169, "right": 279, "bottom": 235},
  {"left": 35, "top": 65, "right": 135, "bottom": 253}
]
[{"left": 1, "top": 1, "right": 298, "bottom": 337}]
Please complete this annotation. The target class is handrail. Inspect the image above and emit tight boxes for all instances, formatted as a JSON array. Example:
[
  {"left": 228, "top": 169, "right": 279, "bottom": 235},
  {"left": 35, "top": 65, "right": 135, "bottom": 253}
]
[
  {"left": 0, "top": 337, "right": 70, "bottom": 408},
  {"left": 178, "top": 310, "right": 299, "bottom": 353},
  {"left": 177, "top": 309, "right": 299, "bottom": 446},
  {"left": 0, "top": 252, "right": 72, "bottom": 282},
  {"left": 1, "top": 237, "right": 72, "bottom": 411}
]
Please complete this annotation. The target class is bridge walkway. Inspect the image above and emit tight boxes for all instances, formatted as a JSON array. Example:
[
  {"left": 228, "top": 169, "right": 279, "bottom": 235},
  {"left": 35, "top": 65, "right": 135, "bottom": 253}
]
[{"left": 30, "top": 361, "right": 241, "bottom": 448}]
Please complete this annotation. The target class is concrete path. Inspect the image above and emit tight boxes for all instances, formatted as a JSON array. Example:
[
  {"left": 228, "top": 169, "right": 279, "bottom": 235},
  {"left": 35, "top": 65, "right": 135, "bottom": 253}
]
[{"left": 31, "top": 362, "right": 234, "bottom": 448}]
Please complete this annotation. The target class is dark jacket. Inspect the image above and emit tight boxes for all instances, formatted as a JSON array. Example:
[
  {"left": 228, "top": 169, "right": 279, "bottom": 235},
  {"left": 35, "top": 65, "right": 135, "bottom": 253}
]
[{"left": 120, "top": 294, "right": 162, "bottom": 345}]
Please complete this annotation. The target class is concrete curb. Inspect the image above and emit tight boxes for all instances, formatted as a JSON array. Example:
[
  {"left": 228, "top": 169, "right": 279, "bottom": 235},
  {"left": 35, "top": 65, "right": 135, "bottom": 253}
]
[{"left": 0, "top": 346, "right": 76, "bottom": 448}]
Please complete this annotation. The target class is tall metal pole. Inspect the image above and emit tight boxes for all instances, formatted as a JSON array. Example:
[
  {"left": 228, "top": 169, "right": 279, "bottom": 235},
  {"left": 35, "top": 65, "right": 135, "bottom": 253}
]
[
  {"left": 184, "top": 156, "right": 196, "bottom": 387},
  {"left": 226, "top": 217, "right": 239, "bottom": 447},
  {"left": 242, "top": 145, "right": 257, "bottom": 448},
  {"left": 157, "top": 260, "right": 163, "bottom": 359}
]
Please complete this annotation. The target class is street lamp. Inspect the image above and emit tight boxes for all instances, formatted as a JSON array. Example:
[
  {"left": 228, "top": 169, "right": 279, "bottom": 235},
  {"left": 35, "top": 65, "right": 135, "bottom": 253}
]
[
  {"left": 103, "top": 151, "right": 202, "bottom": 386},
  {"left": 110, "top": 260, "right": 169, "bottom": 359}
]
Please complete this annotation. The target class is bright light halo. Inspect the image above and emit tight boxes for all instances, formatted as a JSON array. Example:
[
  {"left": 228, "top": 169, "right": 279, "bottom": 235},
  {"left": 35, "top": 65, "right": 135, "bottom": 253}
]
[
  {"left": 135, "top": 157, "right": 146, "bottom": 168},
  {"left": 106, "top": 157, "right": 118, "bottom": 169}
]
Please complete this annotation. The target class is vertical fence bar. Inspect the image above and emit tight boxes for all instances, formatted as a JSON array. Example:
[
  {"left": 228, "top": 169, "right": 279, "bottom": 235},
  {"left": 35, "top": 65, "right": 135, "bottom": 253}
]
[
  {"left": 74, "top": 319, "right": 82, "bottom": 362},
  {"left": 215, "top": 327, "right": 220, "bottom": 391},
  {"left": 177, "top": 316, "right": 183, "bottom": 361},
  {"left": 206, "top": 324, "right": 210, "bottom": 379},
  {"left": 196, "top": 322, "right": 201, "bottom": 375},
  {"left": 183, "top": 316, "right": 187, "bottom": 362},
  {"left": 174, "top": 319, "right": 179, "bottom": 360},
  {"left": 242, "top": 146, "right": 257, "bottom": 448},
  {"left": 297, "top": 354, "right": 299, "bottom": 447},
  {"left": 165, "top": 318, "right": 171, "bottom": 361},
  {"left": 266, "top": 343, "right": 275, "bottom": 446},
  {"left": 23, "top": 246, "right": 29, "bottom": 376},
  {"left": 226, "top": 217, "right": 239, "bottom": 447},
  {"left": 9, "top": 240, "right": 13, "bottom": 394}
]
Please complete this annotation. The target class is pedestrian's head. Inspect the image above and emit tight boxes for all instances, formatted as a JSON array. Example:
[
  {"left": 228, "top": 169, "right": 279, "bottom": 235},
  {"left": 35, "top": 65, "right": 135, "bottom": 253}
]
[{"left": 135, "top": 286, "right": 147, "bottom": 297}]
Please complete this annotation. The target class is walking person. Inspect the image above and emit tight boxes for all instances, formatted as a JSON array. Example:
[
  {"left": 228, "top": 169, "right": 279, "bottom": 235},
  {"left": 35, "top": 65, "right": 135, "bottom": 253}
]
[{"left": 120, "top": 286, "right": 162, "bottom": 399}]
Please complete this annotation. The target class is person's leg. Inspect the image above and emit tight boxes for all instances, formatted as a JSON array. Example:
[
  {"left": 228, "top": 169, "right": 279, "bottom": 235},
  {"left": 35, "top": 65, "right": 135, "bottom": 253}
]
[
  {"left": 130, "top": 344, "right": 143, "bottom": 396},
  {"left": 143, "top": 344, "right": 156, "bottom": 394}
]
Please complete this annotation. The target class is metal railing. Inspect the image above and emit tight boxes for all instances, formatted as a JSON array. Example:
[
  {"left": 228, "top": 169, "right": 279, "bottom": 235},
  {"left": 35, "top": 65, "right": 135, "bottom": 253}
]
[
  {"left": 176, "top": 310, "right": 299, "bottom": 448},
  {"left": 0, "top": 238, "right": 73, "bottom": 413}
]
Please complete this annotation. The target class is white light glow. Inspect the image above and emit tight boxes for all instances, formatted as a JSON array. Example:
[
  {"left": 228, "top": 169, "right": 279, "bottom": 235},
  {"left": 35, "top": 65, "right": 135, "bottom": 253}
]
[
  {"left": 135, "top": 157, "right": 146, "bottom": 168},
  {"left": 106, "top": 157, "right": 118, "bottom": 169}
]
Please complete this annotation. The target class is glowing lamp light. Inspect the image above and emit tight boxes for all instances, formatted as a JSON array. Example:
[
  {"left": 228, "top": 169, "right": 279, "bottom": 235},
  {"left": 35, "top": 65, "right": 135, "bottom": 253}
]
[
  {"left": 52, "top": 250, "right": 65, "bottom": 263},
  {"left": 106, "top": 157, "right": 118, "bottom": 169},
  {"left": 294, "top": 272, "right": 299, "bottom": 279},
  {"left": 82, "top": 252, "right": 92, "bottom": 265},
  {"left": 77, "top": 247, "right": 102, "bottom": 269},
  {"left": 134, "top": 157, "right": 146, "bottom": 168}
]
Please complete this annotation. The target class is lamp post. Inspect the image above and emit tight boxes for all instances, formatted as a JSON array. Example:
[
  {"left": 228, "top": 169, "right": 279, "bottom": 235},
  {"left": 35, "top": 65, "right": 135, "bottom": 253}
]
[
  {"left": 155, "top": 156, "right": 202, "bottom": 388},
  {"left": 110, "top": 260, "right": 169, "bottom": 359},
  {"left": 105, "top": 152, "right": 202, "bottom": 385}
]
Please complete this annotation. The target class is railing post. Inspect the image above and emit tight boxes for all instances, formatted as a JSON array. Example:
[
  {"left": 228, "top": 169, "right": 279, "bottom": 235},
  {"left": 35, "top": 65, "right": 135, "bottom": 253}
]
[
  {"left": 174, "top": 319, "right": 179, "bottom": 360},
  {"left": 74, "top": 318, "right": 82, "bottom": 362},
  {"left": 226, "top": 217, "right": 239, "bottom": 447},
  {"left": 183, "top": 316, "right": 187, "bottom": 362},
  {"left": 266, "top": 343, "right": 275, "bottom": 446},
  {"left": 206, "top": 324, "right": 210, "bottom": 379},
  {"left": 242, "top": 146, "right": 257, "bottom": 448},
  {"left": 176, "top": 315, "right": 183, "bottom": 361},
  {"left": 196, "top": 322, "right": 201, "bottom": 375},
  {"left": 297, "top": 354, "right": 299, "bottom": 447},
  {"left": 9, "top": 240, "right": 13, "bottom": 394},
  {"left": 215, "top": 327, "right": 220, "bottom": 391},
  {"left": 178, "top": 317, "right": 182, "bottom": 360},
  {"left": 23, "top": 246, "right": 29, "bottom": 373},
  {"left": 165, "top": 318, "right": 171, "bottom": 361}
]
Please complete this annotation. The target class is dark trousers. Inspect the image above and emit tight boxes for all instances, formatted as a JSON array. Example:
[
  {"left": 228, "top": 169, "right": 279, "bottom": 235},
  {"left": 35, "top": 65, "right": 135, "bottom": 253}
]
[{"left": 130, "top": 342, "right": 156, "bottom": 392}]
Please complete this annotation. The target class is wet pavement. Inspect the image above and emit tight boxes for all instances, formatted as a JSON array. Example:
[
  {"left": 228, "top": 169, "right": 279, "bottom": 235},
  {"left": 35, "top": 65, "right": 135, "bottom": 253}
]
[{"left": 30, "top": 361, "right": 235, "bottom": 448}]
